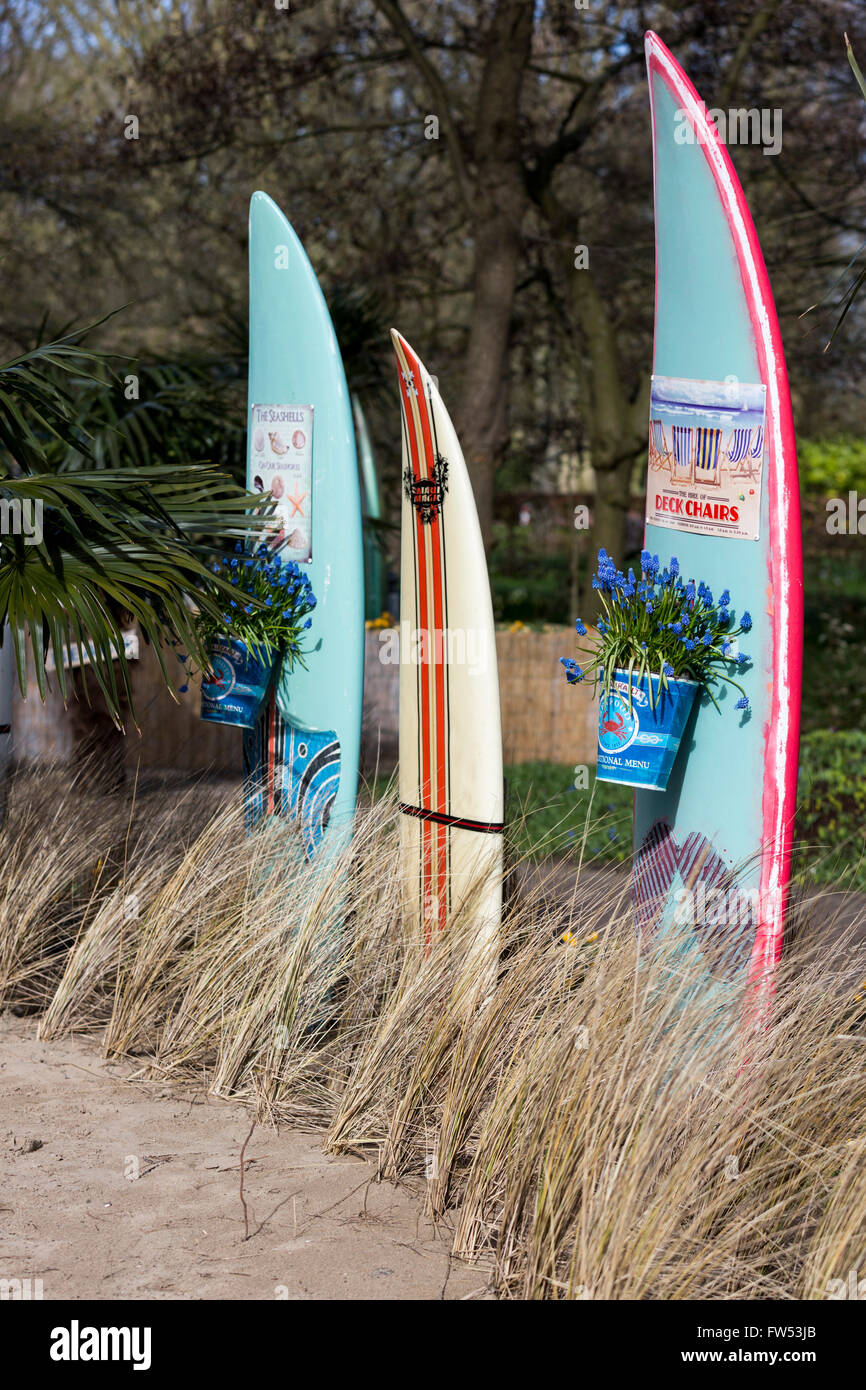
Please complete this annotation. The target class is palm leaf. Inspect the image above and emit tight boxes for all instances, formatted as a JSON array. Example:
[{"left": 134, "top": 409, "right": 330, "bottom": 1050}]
[{"left": 0, "top": 333, "right": 269, "bottom": 725}]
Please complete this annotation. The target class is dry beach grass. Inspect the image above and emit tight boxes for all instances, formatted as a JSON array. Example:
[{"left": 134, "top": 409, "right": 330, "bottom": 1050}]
[{"left": 2, "top": 766, "right": 864, "bottom": 1300}]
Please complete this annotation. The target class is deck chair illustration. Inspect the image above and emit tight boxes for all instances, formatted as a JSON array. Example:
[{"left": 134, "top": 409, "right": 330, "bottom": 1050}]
[
  {"left": 693, "top": 425, "right": 723, "bottom": 487},
  {"left": 727, "top": 425, "right": 763, "bottom": 482},
  {"left": 671, "top": 424, "right": 694, "bottom": 484},
  {"left": 649, "top": 418, "right": 673, "bottom": 473}
]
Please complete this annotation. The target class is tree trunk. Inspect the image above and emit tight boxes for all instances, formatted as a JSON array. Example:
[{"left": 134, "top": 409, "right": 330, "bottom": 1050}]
[
  {"left": 592, "top": 454, "right": 634, "bottom": 576},
  {"left": 456, "top": 0, "right": 533, "bottom": 547},
  {"left": 571, "top": 278, "right": 648, "bottom": 614}
]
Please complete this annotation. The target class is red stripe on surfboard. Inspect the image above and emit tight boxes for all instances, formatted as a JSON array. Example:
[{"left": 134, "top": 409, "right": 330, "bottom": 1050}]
[
  {"left": 396, "top": 343, "right": 435, "bottom": 945},
  {"left": 403, "top": 347, "right": 449, "bottom": 935},
  {"left": 400, "top": 342, "right": 447, "bottom": 937},
  {"left": 395, "top": 336, "right": 450, "bottom": 941},
  {"left": 645, "top": 34, "right": 802, "bottom": 1023}
]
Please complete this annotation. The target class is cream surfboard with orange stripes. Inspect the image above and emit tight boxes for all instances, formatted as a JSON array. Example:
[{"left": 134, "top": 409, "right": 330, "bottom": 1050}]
[{"left": 392, "top": 331, "right": 503, "bottom": 972}]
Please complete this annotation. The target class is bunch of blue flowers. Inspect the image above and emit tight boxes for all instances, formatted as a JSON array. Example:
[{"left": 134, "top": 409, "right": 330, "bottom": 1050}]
[
  {"left": 196, "top": 542, "right": 317, "bottom": 671},
  {"left": 560, "top": 549, "right": 752, "bottom": 713}
]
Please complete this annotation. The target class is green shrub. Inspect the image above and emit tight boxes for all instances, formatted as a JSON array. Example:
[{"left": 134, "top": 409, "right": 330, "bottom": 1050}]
[
  {"left": 797, "top": 730, "right": 866, "bottom": 891},
  {"left": 488, "top": 523, "right": 572, "bottom": 624},
  {"left": 802, "top": 551, "right": 866, "bottom": 733},
  {"left": 798, "top": 436, "right": 866, "bottom": 495}
]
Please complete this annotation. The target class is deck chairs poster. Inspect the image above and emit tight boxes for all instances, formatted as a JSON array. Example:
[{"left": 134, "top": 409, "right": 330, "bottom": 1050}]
[{"left": 647, "top": 375, "right": 767, "bottom": 541}]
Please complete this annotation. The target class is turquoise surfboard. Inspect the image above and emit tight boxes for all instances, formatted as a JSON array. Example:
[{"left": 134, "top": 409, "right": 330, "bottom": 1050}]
[
  {"left": 242, "top": 192, "right": 364, "bottom": 856},
  {"left": 633, "top": 36, "right": 803, "bottom": 1013}
]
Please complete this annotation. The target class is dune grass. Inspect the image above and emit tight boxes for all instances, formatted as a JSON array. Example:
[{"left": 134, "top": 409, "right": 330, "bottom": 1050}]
[{"left": 2, "top": 765, "right": 864, "bottom": 1299}]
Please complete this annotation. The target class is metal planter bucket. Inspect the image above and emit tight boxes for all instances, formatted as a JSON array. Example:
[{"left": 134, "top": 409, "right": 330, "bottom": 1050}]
[
  {"left": 596, "top": 669, "right": 698, "bottom": 790},
  {"left": 200, "top": 636, "right": 277, "bottom": 729}
]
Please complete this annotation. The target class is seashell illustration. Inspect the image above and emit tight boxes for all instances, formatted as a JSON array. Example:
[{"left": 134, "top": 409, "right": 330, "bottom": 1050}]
[
  {"left": 287, "top": 527, "right": 306, "bottom": 550},
  {"left": 253, "top": 428, "right": 265, "bottom": 452},
  {"left": 268, "top": 430, "right": 289, "bottom": 456},
  {"left": 271, "top": 475, "right": 285, "bottom": 500}
]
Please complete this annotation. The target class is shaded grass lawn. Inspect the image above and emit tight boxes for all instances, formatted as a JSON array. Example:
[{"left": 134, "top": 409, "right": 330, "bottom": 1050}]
[{"left": 492, "top": 741, "right": 866, "bottom": 894}]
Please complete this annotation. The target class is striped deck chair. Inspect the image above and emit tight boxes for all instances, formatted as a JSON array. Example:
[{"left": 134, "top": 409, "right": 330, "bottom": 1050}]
[
  {"left": 671, "top": 424, "right": 694, "bottom": 483},
  {"left": 649, "top": 418, "right": 672, "bottom": 472},
  {"left": 694, "top": 426, "right": 722, "bottom": 487},
  {"left": 726, "top": 427, "right": 751, "bottom": 469},
  {"left": 728, "top": 424, "right": 763, "bottom": 481}
]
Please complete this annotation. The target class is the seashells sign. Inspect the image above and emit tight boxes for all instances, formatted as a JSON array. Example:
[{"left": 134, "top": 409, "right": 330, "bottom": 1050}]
[{"left": 249, "top": 402, "right": 314, "bottom": 562}]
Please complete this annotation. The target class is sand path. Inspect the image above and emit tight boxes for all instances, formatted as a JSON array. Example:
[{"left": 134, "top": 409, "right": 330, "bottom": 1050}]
[{"left": 0, "top": 1013, "right": 489, "bottom": 1301}]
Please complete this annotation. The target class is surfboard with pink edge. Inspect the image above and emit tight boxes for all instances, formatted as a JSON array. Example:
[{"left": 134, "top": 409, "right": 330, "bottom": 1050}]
[{"left": 633, "top": 34, "right": 803, "bottom": 1018}]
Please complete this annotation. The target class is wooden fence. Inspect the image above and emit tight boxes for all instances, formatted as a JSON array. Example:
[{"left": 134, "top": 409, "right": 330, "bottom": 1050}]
[{"left": 12, "top": 627, "right": 599, "bottom": 775}]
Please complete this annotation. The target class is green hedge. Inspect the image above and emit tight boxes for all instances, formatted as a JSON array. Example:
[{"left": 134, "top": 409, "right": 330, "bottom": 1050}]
[
  {"left": 797, "top": 730, "right": 866, "bottom": 890},
  {"left": 798, "top": 436, "right": 866, "bottom": 495}
]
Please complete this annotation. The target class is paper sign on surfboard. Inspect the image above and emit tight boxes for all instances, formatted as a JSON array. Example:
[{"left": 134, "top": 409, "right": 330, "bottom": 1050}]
[
  {"left": 634, "top": 35, "right": 803, "bottom": 1015},
  {"left": 393, "top": 331, "right": 503, "bottom": 974}
]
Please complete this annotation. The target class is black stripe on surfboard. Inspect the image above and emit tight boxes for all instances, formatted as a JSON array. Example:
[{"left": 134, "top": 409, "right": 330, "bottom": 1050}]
[{"left": 400, "top": 802, "right": 504, "bottom": 835}]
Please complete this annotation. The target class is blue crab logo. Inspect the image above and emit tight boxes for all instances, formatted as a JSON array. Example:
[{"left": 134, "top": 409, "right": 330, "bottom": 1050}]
[
  {"left": 598, "top": 691, "right": 638, "bottom": 753},
  {"left": 202, "top": 654, "right": 235, "bottom": 702}
]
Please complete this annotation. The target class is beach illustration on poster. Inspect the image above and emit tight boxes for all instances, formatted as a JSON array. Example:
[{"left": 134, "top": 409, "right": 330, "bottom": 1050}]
[
  {"left": 647, "top": 376, "right": 766, "bottom": 542},
  {"left": 250, "top": 402, "right": 314, "bottom": 562}
]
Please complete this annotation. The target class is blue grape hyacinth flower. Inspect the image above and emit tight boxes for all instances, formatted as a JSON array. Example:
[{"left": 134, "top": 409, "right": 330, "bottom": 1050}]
[{"left": 559, "top": 657, "right": 584, "bottom": 685}]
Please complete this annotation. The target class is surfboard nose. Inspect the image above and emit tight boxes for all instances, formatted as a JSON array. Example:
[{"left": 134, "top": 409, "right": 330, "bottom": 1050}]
[{"left": 644, "top": 30, "right": 669, "bottom": 63}]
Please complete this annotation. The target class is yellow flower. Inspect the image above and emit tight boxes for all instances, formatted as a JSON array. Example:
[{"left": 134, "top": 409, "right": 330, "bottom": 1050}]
[{"left": 366, "top": 610, "right": 396, "bottom": 630}]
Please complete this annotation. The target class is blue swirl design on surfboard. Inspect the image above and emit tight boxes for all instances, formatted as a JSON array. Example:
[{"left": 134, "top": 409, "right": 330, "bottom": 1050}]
[{"left": 243, "top": 703, "right": 340, "bottom": 859}]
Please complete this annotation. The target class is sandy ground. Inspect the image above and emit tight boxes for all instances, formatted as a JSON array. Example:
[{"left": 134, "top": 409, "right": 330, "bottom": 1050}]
[{"left": 0, "top": 1013, "right": 490, "bottom": 1301}]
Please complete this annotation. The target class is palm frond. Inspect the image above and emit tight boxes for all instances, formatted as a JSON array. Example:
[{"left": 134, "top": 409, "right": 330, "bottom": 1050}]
[{"left": 0, "top": 331, "right": 268, "bottom": 725}]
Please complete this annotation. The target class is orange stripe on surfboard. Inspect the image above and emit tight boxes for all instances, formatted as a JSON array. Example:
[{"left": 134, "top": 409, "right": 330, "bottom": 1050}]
[
  {"left": 395, "top": 343, "right": 434, "bottom": 943},
  {"left": 394, "top": 337, "right": 450, "bottom": 941}
]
